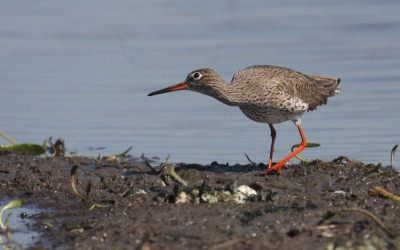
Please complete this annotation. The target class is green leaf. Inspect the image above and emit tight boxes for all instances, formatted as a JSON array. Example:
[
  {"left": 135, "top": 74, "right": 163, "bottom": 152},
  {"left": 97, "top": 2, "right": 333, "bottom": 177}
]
[
  {"left": 291, "top": 143, "right": 321, "bottom": 152},
  {"left": 0, "top": 131, "right": 17, "bottom": 145},
  {"left": 0, "top": 143, "right": 46, "bottom": 156},
  {"left": 100, "top": 199, "right": 117, "bottom": 205},
  {"left": 1, "top": 199, "right": 27, "bottom": 212},
  {"left": 42, "top": 139, "right": 48, "bottom": 148},
  {"left": 34, "top": 221, "right": 53, "bottom": 227},
  {"left": 322, "top": 210, "right": 336, "bottom": 220},
  {"left": 291, "top": 143, "right": 321, "bottom": 162},
  {"left": 110, "top": 146, "right": 132, "bottom": 157},
  {"left": 362, "top": 160, "right": 382, "bottom": 176},
  {"left": 86, "top": 181, "right": 92, "bottom": 199},
  {"left": 4, "top": 213, "right": 12, "bottom": 229},
  {"left": 89, "top": 204, "right": 106, "bottom": 210},
  {"left": 0, "top": 199, "right": 27, "bottom": 229}
]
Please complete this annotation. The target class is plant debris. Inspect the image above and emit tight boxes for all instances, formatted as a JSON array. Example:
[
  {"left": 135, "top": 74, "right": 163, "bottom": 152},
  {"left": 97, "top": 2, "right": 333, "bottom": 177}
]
[
  {"left": 154, "top": 181, "right": 270, "bottom": 204},
  {"left": 0, "top": 153, "right": 399, "bottom": 249}
]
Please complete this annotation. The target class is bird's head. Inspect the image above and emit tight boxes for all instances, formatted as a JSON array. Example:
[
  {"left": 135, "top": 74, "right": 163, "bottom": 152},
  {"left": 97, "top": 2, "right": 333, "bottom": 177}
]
[{"left": 148, "top": 69, "right": 223, "bottom": 96}]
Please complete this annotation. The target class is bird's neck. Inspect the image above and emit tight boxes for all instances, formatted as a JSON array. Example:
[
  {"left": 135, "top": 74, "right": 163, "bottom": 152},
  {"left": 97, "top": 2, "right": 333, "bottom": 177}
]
[{"left": 205, "top": 82, "right": 243, "bottom": 106}]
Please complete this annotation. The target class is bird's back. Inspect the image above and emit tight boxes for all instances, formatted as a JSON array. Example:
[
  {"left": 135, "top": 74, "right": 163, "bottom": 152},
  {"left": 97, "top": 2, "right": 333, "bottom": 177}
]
[{"left": 231, "top": 65, "right": 341, "bottom": 112}]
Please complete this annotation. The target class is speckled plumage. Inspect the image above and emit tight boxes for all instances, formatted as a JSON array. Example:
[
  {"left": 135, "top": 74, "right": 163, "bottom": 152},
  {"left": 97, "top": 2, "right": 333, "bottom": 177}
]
[
  {"left": 183, "top": 65, "right": 341, "bottom": 125},
  {"left": 148, "top": 65, "right": 342, "bottom": 174}
]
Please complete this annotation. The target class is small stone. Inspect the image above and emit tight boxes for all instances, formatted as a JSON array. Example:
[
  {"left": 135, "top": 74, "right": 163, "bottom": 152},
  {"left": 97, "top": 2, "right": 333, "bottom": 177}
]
[
  {"left": 175, "top": 192, "right": 189, "bottom": 204},
  {"left": 219, "top": 191, "right": 233, "bottom": 202},
  {"left": 135, "top": 189, "right": 147, "bottom": 194},
  {"left": 226, "top": 180, "right": 237, "bottom": 194},
  {"left": 200, "top": 193, "right": 218, "bottom": 204},
  {"left": 237, "top": 185, "right": 257, "bottom": 197},
  {"left": 234, "top": 192, "right": 247, "bottom": 204},
  {"left": 190, "top": 188, "right": 200, "bottom": 199}
]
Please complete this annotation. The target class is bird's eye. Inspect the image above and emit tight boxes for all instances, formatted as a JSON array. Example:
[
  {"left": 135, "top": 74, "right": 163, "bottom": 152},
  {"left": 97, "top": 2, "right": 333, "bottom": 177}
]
[{"left": 193, "top": 72, "right": 202, "bottom": 80}]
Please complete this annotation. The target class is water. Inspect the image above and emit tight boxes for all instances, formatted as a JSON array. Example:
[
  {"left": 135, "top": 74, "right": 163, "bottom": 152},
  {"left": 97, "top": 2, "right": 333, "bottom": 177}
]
[
  {"left": 1, "top": 1, "right": 399, "bottom": 167},
  {"left": 0, "top": 201, "right": 41, "bottom": 248}
]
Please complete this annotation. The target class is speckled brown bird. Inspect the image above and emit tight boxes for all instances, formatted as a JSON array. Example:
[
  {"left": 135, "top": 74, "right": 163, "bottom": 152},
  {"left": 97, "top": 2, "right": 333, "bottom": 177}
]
[{"left": 148, "top": 65, "right": 342, "bottom": 174}]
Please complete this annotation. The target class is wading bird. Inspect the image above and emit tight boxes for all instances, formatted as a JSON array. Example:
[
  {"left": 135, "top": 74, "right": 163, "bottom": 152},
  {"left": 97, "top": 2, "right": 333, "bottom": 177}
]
[{"left": 148, "top": 65, "right": 341, "bottom": 174}]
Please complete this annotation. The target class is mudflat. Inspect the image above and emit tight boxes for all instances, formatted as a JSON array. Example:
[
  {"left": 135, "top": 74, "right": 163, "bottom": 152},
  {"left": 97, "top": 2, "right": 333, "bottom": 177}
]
[{"left": 0, "top": 151, "right": 399, "bottom": 249}]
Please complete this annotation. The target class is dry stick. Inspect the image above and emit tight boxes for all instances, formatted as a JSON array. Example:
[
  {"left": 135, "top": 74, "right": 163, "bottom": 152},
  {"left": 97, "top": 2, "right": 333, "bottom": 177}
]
[
  {"left": 144, "top": 154, "right": 171, "bottom": 173},
  {"left": 145, "top": 155, "right": 185, "bottom": 186},
  {"left": 209, "top": 239, "right": 240, "bottom": 250},
  {"left": 94, "top": 153, "right": 102, "bottom": 167},
  {"left": 70, "top": 165, "right": 85, "bottom": 200},
  {"left": 238, "top": 154, "right": 258, "bottom": 178},
  {"left": 238, "top": 171, "right": 254, "bottom": 178},
  {"left": 391, "top": 145, "right": 398, "bottom": 172},
  {"left": 168, "top": 165, "right": 188, "bottom": 186},
  {"left": 159, "top": 154, "right": 170, "bottom": 171},
  {"left": 316, "top": 224, "right": 338, "bottom": 230},
  {"left": 48, "top": 136, "right": 55, "bottom": 154},
  {"left": 340, "top": 208, "right": 397, "bottom": 239},
  {"left": 144, "top": 160, "right": 158, "bottom": 173},
  {"left": 362, "top": 160, "right": 382, "bottom": 176},
  {"left": 244, "top": 153, "right": 256, "bottom": 165},
  {"left": 285, "top": 195, "right": 320, "bottom": 199},
  {"left": 135, "top": 232, "right": 151, "bottom": 250},
  {"left": 369, "top": 186, "right": 400, "bottom": 201}
]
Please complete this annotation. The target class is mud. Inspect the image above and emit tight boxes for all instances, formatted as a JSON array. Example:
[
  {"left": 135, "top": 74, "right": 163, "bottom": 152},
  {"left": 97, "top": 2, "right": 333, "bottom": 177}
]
[{"left": 0, "top": 151, "right": 399, "bottom": 249}]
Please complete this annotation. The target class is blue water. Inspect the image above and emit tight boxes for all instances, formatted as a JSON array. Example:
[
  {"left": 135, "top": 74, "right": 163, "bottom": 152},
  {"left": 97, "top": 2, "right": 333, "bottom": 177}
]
[
  {"left": 1, "top": 1, "right": 399, "bottom": 167},
  {"left": 0, "top": 201, "right": 41, "bottom": 248}
]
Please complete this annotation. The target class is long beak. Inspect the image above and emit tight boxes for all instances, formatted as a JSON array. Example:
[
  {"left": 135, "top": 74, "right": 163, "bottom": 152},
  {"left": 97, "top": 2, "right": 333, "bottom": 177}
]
[{"left": 148, "top": 82, "right": 187, "bottom": 96}]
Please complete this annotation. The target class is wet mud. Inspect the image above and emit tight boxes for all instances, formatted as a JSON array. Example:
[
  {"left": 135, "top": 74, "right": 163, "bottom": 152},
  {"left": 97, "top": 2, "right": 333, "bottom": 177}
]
[{"left": 0, "top": 151, "right": 399, "bottom": 249}]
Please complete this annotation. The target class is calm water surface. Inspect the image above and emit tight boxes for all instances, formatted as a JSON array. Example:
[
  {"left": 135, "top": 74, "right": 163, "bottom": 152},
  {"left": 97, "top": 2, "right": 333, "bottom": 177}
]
[{"left": 1, "top": 1, "right": 399, "bottom": 167}]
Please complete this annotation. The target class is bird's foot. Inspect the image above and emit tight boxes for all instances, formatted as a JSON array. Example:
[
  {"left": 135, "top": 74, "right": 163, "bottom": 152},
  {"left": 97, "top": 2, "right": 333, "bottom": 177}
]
[
  {"left": 255, "top": 163, "right": 282, "bottom": 176},
  {"left": 264, "top": 163, "right": 283, "bottom": 175}
]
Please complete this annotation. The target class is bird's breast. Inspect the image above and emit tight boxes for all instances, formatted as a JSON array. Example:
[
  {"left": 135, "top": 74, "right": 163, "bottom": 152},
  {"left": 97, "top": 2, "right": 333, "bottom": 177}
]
[{"left": 239, "top": 101, "right": 306, "bottom": 124}]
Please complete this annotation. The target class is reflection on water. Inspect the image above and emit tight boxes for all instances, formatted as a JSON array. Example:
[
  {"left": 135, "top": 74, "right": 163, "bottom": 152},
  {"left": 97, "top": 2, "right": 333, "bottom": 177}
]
[
  {"left": 0, "top": 201, "right": 41, "bottom": 248},
  {"left": 0, "top": 1, "right": 399, "bottom": 167}
]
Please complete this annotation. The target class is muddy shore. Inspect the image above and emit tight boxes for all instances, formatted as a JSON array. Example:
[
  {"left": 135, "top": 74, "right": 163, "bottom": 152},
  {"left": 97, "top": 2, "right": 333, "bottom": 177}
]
[{"left": 0, "top": 151, "right": 399, "bottom": 249}]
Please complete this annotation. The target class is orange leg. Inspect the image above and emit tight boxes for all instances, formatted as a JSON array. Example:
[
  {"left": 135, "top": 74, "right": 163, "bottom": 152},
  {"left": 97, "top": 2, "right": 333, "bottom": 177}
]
[
  {"left": 267, "top": 124, "right": 276, "bottom": 169},
  {"left": 265, "top": 124, "right": 307, "bottom": 175}
]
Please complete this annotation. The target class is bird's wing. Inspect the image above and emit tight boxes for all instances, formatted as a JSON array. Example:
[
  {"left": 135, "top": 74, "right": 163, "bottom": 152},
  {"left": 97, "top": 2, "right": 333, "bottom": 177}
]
[{"left": 231, "top": 65, "right": 330, "bottom": 111}]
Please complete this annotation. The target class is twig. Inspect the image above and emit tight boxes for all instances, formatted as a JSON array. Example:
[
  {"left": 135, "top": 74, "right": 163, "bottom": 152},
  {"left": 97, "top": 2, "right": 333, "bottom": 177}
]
[
  {"left": 391, "top": 145, "right": 398, "bottom": 172},
  {"left": 159, "top": 154, "right": 170, "bottom": 172},
  {"left": 168, "top": 164, "right": 188, "bottom": 186},
  {"left": 70, "top": 165, "right": 85, "bottom": 200},
  {"left": 209, "top": 239, "right": 240, "bottom": 250},
  {"left": 316, "top": 224, "right": 338, "bottom": 230},
  {"left": 244, "top": 153, "right": 256, "bottom": 165},
  {"left": 362, "top": 160, "right": 382, "bottom": 176},
  {"left": 145, "top": 155, "right": 187, "bottom": 186},
  {"left": 369, "top": 186, "right": 400, "bottom": 201},
  {"left": 340, "top": 208, "right": 397, "bottom": 239},
  {"left": 238, "top": 171, "right": 254, "bottom": 178},
  {"left": 94, "top": 153, "right": 102, "bottom": 168},
  {"left": 144, "top": 160, "right": 158, "bottom": 173},
  {"left": 135, "top": 232, "right": 151, "bottom": 250}
]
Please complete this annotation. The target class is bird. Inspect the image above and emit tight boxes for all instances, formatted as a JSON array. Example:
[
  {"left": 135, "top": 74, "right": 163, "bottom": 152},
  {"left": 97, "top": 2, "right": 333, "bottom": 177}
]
[{"left": 148, "top": 65, "right": 342, "bottom": 174}]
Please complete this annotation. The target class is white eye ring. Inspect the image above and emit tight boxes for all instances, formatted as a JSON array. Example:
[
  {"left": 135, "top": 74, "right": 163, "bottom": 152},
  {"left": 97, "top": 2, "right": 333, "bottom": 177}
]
[{"left": 192, "top": 72, "right": 203, "bottom": 80}]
